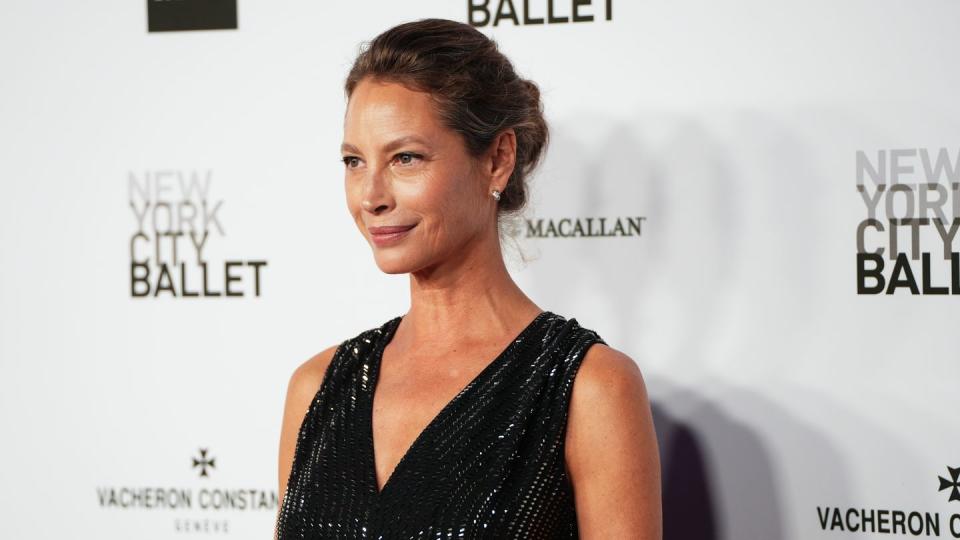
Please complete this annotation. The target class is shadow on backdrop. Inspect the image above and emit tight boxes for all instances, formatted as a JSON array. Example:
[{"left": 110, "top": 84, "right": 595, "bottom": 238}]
[{"left": 652, "top": 398, "right": 719, "bottom": 540}]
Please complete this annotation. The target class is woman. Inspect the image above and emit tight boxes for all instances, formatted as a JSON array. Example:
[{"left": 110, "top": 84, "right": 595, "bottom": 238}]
[{"left": 275, "top": 18, "right": 661, "bottom": 539}]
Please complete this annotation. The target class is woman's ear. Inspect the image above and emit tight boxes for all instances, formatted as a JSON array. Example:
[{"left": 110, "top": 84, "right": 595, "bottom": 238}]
[{"left": 487, "top": 128, "right": 517, "bottom": 188}]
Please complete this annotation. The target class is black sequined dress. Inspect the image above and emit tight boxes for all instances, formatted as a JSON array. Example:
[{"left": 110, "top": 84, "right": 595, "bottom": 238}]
[{"left": 276, "top": 310, "right": 606, "bottom": 539}]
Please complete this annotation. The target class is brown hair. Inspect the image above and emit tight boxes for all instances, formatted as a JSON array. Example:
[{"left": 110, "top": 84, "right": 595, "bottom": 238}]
[{"left": 344, "top": 18, "right": 549, "bottom": 225}]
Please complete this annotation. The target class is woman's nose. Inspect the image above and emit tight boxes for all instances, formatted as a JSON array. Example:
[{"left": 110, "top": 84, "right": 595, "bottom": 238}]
[{"left": 361, "top": 165, "right": 392, "bottom": 213}]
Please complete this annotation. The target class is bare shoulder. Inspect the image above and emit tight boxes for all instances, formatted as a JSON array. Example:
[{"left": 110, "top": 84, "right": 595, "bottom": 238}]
[
  {"left": 280, "top": 343, "right": 342, "bottom": 443},
  {"left": 565, "top": 342, "right": 662, "bottom": 539},
  {"left": 277, "top": 343, "right": 341, "bottom": 508},
  {"left": 566, "top": 343, "right": 651, "bottom": 456},
  {"left": 286, "top": 343, "right": 341, "bottom": 403},
  {"left": 573, "top": 343, "right": 648, "bottom": 402}
]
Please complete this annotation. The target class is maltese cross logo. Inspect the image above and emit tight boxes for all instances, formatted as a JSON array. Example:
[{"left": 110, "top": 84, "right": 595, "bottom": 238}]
[
  {"left": 192, "top": 448, "right": 216, "bottom": 478},
  {"left": 938, "top": 465, "right": 960, "bottom": 502}
]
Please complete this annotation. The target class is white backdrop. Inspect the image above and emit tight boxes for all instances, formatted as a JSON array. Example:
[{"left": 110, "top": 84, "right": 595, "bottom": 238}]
[{"left": 2, "top": 1, "right": 959, "bottom": 538}]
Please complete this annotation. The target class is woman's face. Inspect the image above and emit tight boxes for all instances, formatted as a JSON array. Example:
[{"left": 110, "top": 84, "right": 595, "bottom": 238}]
[{"left": 341, "top": 77, "right": 495, "bottom": 275}]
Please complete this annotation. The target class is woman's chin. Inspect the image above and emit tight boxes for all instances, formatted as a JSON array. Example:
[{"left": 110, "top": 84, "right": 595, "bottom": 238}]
[{"left": 372, "top": 252, "right": 418, "bottom": 275}]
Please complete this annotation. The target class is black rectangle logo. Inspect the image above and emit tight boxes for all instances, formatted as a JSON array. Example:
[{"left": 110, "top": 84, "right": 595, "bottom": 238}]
[{"left": 147, "top": 0, "right": 238, "bottom": 32}]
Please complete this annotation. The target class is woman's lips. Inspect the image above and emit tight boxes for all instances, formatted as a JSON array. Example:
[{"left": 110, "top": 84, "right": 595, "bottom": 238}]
[
  {"left": 368, "top": 224, "right": 416, "bottom": 246},
  {"left": 368, "top": 224, "right": 416, "bottom": 234}
]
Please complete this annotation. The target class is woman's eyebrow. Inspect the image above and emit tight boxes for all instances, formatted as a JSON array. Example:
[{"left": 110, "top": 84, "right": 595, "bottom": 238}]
[{"left": 340, "top": 135, "right": 430, "bottom": 155}]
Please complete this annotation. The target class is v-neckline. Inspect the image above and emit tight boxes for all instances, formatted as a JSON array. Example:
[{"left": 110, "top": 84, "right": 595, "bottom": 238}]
[{"left": 364, "top": 310, "right": 552, "bottom": 500}]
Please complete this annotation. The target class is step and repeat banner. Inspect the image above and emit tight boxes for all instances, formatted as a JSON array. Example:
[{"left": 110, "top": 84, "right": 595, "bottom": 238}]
[{"left": 1, "top": 1, "right": 959, "bottom": 538}]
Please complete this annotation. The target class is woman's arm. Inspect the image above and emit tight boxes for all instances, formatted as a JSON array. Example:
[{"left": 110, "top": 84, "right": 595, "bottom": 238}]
[
  {"left": 565, "top": 343, "right": 662, "bottom": 539},
  {"left": 275, "top": 344, "right": 339, "bottom": 538}
]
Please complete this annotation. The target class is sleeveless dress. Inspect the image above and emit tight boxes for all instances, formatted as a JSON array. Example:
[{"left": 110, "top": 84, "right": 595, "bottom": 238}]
[{"left": 276, "top": 310, "right": 607, "bottom": 539}]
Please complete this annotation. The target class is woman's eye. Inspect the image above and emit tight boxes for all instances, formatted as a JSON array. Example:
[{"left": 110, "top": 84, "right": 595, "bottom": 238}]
[
  {"left": 342, "top": 156, "right": 360, "bottom": 168},
  {"left": 393, "top": 152, "right": 422, "bottom": 166}
]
